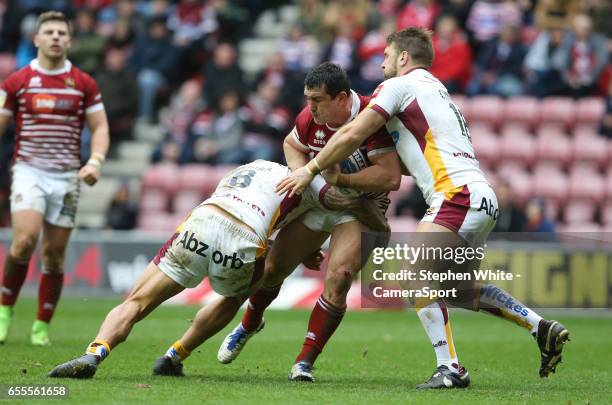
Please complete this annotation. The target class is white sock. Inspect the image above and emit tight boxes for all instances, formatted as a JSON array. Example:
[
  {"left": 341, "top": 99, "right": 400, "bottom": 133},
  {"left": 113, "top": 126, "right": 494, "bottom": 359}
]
[
  {"left": 416, "top": 300, "right": 459, "bottom": 371},
  {"left": 479, "top": 285, "right": 543, "bottom": 335}
]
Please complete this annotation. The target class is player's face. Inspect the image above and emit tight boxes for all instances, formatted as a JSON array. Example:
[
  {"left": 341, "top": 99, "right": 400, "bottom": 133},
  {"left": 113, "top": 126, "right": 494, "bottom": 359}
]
[
  {"left": 381, "top": 44, "right": 399, "bottom": 79},
  {"left": 34, "top": 21, "right": 71, "bottom": 60},
  {"left": 304, "top": 85, "right": 344, "bottom": 125}
]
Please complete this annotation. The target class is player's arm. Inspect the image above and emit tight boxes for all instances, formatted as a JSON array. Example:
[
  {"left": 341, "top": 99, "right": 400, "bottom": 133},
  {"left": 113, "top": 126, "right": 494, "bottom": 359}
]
[
  {"left": 283, "top": 131, "right": 310, "bottom": 171},
  {"left": 79, "top": 109, "right": 110, "bottom": 186},
  {"left": 277, "top": 108, "right": 386, "bottom": 196},
  {"left": 329, "top": 151, "right": 401, "bottom": 192}
]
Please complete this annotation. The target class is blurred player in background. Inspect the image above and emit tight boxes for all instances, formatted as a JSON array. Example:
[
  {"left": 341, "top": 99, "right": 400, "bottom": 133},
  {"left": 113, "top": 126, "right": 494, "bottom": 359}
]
[
  {"left": 215, "top": 63, "right": 401, "bottom": 382},
  {"left": 0, "top": 11, "right": 109, "bottom": 346},
  {"left": 48, "top": 160, "right": 385, "bottom": 378},
  {"left": 278, "top": 28, "right": 569, "bottom": 388}
]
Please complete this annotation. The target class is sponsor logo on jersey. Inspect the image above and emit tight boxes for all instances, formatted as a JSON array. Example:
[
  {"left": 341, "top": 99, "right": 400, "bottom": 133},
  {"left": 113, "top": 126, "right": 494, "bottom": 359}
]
[
  {"left": 313, "top": 129, "right": 326, "bottom": 145},
  {"left": 28, "top": 76, "right": 42, "bottom": 87},
  {"left": 55, "top": 99, "right": 74, "bottom": 110},
  {"left": 177, "top": 231, "right": 244, "bottom": 269},
  {"left": 33, "top": 94, "right": 57, "bottom": 112}
]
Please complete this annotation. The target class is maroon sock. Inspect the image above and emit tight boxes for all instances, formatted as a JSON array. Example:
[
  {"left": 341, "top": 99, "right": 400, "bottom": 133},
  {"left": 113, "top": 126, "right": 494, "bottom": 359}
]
[
  {"left": 1, "top": 254, "right": 30, "bottom": 306},
  {"left": 37, "top": 273, "right": 64, "bottom": 323},
  {"left": 241, "top": 284, "right": 282, "bottom": 332},
  {"left": 295, "top": 295, "right": 346, "bottom": 365}
]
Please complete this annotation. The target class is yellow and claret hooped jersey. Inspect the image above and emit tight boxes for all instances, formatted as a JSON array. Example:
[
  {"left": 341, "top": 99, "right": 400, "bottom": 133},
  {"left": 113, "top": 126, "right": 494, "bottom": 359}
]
[
  {"left": 203, "top": 160, "right": 323, "bottom": 243},
  {"left": 368, "top": 68, "right": 488, "bottom": 205}
]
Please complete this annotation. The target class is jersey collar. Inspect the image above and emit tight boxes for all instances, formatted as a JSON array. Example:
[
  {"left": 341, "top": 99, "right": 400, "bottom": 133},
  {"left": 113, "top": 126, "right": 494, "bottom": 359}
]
[
  {"left": 30, "top": 59, "right": 72, "bottom": 75},
  {"left": 401, "top": 66, "right": 428, "bottom": 76},
  {"left": 325, "top": 89, "right": 360, "bottom": 131}
]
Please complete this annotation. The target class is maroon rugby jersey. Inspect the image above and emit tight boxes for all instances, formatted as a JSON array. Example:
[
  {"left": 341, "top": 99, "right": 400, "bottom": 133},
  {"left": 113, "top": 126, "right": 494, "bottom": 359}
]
[
  {"left": 0, "top": 59, "right": 104, "bottom": 171},
  {"left": 290, "top": 90, "right": 395, "bottom": 214}
]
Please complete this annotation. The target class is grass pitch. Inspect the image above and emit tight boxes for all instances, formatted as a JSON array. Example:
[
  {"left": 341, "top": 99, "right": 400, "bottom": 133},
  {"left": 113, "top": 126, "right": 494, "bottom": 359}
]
[{"left": 0, "top": 297, "right": 609, "bottom": 404}]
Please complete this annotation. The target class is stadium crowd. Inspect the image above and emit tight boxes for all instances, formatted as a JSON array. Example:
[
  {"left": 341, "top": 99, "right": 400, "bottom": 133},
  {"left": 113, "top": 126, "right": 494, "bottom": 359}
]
[{"left": 0, "top": 0, "right": 610, "bottom": 232}]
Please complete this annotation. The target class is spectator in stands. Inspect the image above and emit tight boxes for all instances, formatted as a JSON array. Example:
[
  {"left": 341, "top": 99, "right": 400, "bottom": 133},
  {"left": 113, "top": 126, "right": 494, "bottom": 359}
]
[
  {"left": 524, "top": 27, "right": 572, "bottom": 98},
  {"left": 599, "top": 80, "right": 612, "bottom": 138},
  {"left": 98, "top": 0, "right": 145, "bottom": 38},
  {"left": 15, "top": 14, "right": 37, "bottom": 69},
  {"left": 561, "top": 14, "right": 607, "bottom": 98},
  {"left": 323, "top": 24, "right": 360, "bottom": 85},
  {"left": 152, "top": 79, "right": 204, "bottom": 165},
  {"left": 202, "top": 42, "right": 245, "bottom": 109},
  {"left": 467, "top": 23, "right": 526, "bottom": 97},
  {"left": 68, "top": 7, "right": 106, "bottom": 75},
  {"left": 252, "top": 52, "right": 303, "bottom": 114},
  {"left": 105, "top": 181, "right": 138, "bottom": 230},
  {"left": 168, "top": 0, "right": 218, "bottom": 80},
  {"left": 397, "top": 0, "right": 441, "bottom": 31},
  {"left": 430, "top": 14, "right": 472, "bottom": 93},
  {"left": 299, "top": 0, "right": 328, "bottom": 42},
  {"left": 355, "top": 18, "right": 395, "bottom": 94},
  {"left": 242, "top": 81, "right": 291, "bottom": 160},
  {"left": 493, "top": 180, "right": 527, "bottom": 232},
  {"left": 466, "top": 0, "right": 522, "bottom": 50},
  {"left": 186, "top": 90, "right": 275, "bottom": 165},
  {"left": 278, "top": 25, "right": 320, "bottom": 73},
  {"left": 440, "top": 0, "right": 473, "bottom": 29},
  {"left": 72, "top": 0, "right": 112, "bottom": 12},
  {"left": 131, "top": 15, "right": 177, "bottom": 123},
  {"left": 523, "top": 197, "right": 556, "bottom": 234},
  {"left": 322, "top": 0, "right": 371, "bottom": 41},
  {"left": 105, "top": 19, "right": 135, "bottom": 60},
  {"left": 535, "top": 0, "right": 579, "bottom": 30},
  {"left": 95, "top": 48, "right": 138, "bottom": 149}
]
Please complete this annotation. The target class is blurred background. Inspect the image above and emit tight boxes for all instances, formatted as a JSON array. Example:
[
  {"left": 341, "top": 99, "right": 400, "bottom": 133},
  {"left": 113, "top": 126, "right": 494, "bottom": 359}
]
[{"left": 0, "top": 0, "right": 610, "bottom": 308}]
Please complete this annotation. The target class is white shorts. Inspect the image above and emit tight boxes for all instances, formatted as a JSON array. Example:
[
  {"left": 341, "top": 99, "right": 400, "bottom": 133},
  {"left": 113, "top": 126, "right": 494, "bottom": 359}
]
[
  {"left": 421, "top": 182, "right": 498, "bottom": 247},
  {"left": 300, "top": 207, "right": 357, "bottom": 234},
  {"left": 10, "top": 163, "right": 80, "bottom": 228},
  {"left": 154, "top": 206, "right": 263, "bottom": 296}
]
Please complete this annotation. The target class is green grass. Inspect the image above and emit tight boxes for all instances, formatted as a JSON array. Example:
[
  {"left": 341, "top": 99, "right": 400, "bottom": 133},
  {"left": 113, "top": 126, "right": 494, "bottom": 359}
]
[{"left": 0, "top": 298, "right": 609, "bottom": 404}]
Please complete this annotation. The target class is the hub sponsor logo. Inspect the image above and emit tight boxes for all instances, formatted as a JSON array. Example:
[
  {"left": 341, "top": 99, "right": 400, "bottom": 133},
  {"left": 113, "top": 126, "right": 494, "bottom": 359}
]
[
  {"left": 481, "top": 285, "right": 529, "bottom": 317},
  {"left": 478, "top": 197, "right": 499, "bottom": 220},
  {"left": 177, "top": 231, "right": 244, "bottom": 269}
]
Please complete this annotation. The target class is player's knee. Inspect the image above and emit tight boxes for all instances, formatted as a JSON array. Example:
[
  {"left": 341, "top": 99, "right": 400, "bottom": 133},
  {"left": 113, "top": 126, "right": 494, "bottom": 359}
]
[
  {"left": 40, "top": 250, "right": 65, "bottom": 273},
  {"left": 324, "top": 266, "right": 354, "bottom": 303},
  {"left": 263, "top": 260, "right": 288, "bottom": 286},
  {"left": 11, "top": 233, "right": 38, "bottom": 258}
]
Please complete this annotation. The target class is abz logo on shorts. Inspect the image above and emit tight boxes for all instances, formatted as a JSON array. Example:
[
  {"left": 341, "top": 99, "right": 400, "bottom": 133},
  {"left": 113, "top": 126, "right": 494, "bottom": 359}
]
[{"left": 177, "top": 231, "right": 244, "bottom": 269}]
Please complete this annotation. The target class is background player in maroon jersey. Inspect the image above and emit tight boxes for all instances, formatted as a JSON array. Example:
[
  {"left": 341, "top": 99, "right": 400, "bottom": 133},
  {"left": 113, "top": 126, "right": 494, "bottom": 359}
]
[
  {"left": 0, "top": 11, "right": 110, "bottom": 346},
  {"left": 217, "top": 63, "right": 402, "bottom": 382}
]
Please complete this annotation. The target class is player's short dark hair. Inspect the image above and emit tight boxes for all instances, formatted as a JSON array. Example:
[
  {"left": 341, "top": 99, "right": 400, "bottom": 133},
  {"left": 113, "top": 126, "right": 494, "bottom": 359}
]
[
  {"left": 386, "top": 27, "right": 434, "bottom": 68},
  {"left": 36, "top": 11, "right": 71, "bottom": 34},
  {"left": 304, "top": 62, "right": 350, "bottom": 99}
]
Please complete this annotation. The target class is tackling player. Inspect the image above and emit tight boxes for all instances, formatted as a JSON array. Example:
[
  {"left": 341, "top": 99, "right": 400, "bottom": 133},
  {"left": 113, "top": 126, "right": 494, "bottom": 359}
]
[
  {"left": 0, "top": 11, "right": 109, "bottom": 346},
  {"left": 215, "top": 63, "right": 401, "bottom": 382},
  {"left": 47, "top": 160, "right": 385, "bottom": 378},
  {"left": 277, "top": 28, "right": 569, "bottom": 388}
]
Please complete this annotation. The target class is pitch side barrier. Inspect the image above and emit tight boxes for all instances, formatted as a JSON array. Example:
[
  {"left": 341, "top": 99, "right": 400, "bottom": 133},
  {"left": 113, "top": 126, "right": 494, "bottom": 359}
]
[{"left": 0, "top": 229, "right": 610, "bottom": 309}]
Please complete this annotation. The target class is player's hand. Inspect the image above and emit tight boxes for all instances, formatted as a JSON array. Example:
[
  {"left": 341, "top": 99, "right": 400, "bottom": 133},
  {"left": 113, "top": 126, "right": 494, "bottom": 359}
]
[
  {"left": 78, "top": 164, "right": 100, "bottom": 186},
  {"left": 321, "top": 164, "right": 340, "bottom": 186},
  {"left": 321, "top": 186, "right": 360, "bottom": 211},
  {"left": 276, "top": 166, "right": 313, "bottom": 197},
  {"left": 302, "top": 250, "right": 325, "bottom": 270}
]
